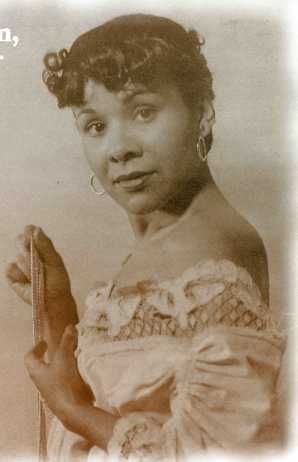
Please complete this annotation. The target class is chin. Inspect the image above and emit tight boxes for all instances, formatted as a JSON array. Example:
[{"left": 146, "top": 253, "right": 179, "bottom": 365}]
[{"left": 116, "top": 191, "right": 164, "bottom": 215}]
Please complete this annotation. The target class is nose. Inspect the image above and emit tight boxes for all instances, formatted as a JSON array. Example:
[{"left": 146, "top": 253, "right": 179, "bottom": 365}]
[{"left": 107, "top": 125, "right": 142, "bottom": 163}]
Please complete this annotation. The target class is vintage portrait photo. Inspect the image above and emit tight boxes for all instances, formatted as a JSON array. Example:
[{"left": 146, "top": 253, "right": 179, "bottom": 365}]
[{"left": 0, "top": 0, "right": 296, "bottom": 460}]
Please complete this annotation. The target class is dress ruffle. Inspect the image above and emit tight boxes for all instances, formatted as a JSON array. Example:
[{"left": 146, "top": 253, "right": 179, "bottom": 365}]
[
  {"left": 49, "top": 259, "right": 285, "bottom": 461},
  {"left": 77, "top": 259, "right": 273, "bottom": 347}
]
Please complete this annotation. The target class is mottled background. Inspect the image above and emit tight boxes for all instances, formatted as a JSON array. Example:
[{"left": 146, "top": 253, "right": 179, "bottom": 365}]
[{"left": 0, "top": 0, "right": 296, "bottom": 460}]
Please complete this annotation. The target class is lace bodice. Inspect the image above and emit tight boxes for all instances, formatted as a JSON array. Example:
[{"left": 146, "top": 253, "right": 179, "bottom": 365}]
[{"left": 77, "top": 259, "right": 274, "bottom": 345}]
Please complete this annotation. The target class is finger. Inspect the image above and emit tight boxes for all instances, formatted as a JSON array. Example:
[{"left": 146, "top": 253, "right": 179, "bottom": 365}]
[
  {"left": 5, "top": 262, "right": 29, "bottom": 284},
  {"left": 16, "top": 232, "right": 31, "bottom": 256},
  {"left": 18, "top": 225, "right": 61, "bottom": 266},
  {"left": 32, "top": 227, "right": 63, "bottom": 266},
  {"left": 15, "top": 235, "right": 31, "bottom": 277},
  {"left": 5, "top": 263, "right": 31, "bottom": 304},
  {"left": 16, "top": 253, "right": 31, "bottom": 280},
  {"left": 19, "top": 225, "right": 36, "bottom": 251},
  {"left": 24, "top": 341, "right": 48, "bottom": 375},
  {"left": 58, "top": 325, "right": 78, "bottom": 356},
  {"left": 9, "top": 282, "right": 31, "bottom": 304}
]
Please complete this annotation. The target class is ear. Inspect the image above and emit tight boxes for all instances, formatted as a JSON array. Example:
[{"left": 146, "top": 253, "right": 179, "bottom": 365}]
[{"left": 198, "top": 99, "right": 215, "bottom": 137}]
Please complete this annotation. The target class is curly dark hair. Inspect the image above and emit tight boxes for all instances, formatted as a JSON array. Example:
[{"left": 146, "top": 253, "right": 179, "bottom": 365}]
[{"left": 43, "top": 14, "right": 215, "bottom": 147}]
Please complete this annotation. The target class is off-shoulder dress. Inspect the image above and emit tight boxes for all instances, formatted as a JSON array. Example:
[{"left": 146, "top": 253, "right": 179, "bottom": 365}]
[{"left": 47, "top": 259, "right": 285, "bottom": 461}]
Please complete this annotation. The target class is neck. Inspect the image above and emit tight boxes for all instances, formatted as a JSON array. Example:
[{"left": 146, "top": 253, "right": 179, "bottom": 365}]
[{"left": 127, "top": 165, "right": 217, "bottom": 242}]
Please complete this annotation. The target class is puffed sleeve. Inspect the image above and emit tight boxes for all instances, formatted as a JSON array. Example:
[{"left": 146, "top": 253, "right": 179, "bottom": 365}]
[
  {"left": 106, "top": 326, "right": 284, "bottom": 461},
  {"left": 161, "top": 326, "right": 285, "bottom": 459},
  {"left": 105, "top": 259, "right": 286, "bottom": 460}
]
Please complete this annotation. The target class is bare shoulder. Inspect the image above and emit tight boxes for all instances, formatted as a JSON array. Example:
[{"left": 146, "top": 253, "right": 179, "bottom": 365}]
[
  {"left": 115, "top": 202, "right": 269, "bottom": 305},
  {"left": 223, "top": 217, "right": 270, "bottom": 305},
  {"left": 174, "top": 202, "right": 270, "bottom": 304}
]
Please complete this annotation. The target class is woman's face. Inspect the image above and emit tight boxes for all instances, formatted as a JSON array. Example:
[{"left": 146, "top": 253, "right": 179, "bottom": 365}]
[{"left": 73, "top": 79, "right": 202, "bottom": 215}]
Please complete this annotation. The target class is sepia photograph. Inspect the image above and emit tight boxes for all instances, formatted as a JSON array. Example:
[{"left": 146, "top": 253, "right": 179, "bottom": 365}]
[{"left": 0, "top": 0, "right": 296, "bottom": 461}]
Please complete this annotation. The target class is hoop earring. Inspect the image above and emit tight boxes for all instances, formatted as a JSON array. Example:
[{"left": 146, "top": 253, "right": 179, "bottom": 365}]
[
  {"left": 196, "top": 136, "right": 208, "bottom": 162},
  {"left": 89, "top": 174, "right": 105, "bottom": 196}
]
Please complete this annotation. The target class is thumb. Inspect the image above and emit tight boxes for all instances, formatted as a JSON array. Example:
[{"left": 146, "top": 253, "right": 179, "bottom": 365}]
[
  {"left": 25, "top": 340, "right": 48, "bottom": 374},
  {"left": 31, "top": 227, "right": 63, "bottom": 266},
  {"left": 32, "top": 340, "right": 48, "bottom": 358},
  {"left": 58, "top": 325, "right": 78, "bottom": 355}
]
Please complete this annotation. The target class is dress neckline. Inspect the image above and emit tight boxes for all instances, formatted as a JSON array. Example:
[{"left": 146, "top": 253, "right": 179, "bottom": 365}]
[
  {"left": 109, "top": 258, "right": 262, "bottom": 302},
  {"left": 82, "top": 257, "right": 272, "bottom": 340}
]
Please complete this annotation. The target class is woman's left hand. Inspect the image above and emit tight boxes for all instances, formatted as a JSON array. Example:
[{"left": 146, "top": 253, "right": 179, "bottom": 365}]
[{"left": 25, "top": 325, "right": 94, "bottom": 426}]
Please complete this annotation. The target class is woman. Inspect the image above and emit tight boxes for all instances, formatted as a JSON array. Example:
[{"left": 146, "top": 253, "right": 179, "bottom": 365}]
[{"left": 6, "top": 13, "right": 285, "bottom": 461}]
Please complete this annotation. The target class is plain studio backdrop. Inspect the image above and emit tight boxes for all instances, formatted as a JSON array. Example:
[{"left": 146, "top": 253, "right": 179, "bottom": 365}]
[{"left": 0, "top": 0, "right": 296, "bottom": 460}]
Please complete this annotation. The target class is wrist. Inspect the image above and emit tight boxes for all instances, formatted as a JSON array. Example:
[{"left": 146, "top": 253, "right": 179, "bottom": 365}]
[
  {"left": 57, "top": 400, "right": 85, "bottom": 432},
  {"left": 61, "top": 402, "right": 118, "bottom": 450}
]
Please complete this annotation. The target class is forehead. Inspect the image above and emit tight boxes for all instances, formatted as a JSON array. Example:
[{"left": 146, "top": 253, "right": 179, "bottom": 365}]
[
  {"left": 89, "top": 79, "right": 149, "bottom": 100},
  {"left": 72, "top": 80, "right": 152, "bottom": 114}
]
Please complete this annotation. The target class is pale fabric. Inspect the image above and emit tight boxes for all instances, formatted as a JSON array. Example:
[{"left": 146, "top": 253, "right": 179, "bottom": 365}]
[{"left": 47, "top": 259, "right": 285, "bottom": 461}]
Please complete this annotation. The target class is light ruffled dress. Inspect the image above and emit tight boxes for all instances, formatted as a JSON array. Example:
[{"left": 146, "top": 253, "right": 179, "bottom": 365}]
[{"left": 47, "top": 259, "right": 285, "bottom": 461}]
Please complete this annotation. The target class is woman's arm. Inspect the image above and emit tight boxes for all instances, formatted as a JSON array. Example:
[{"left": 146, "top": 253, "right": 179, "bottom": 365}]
[
  {"left": 25, "top": 325, "right": 118, "bottom": 450},
  {"left": 61, "top": 402, "right": 117, "bottom": 450}
]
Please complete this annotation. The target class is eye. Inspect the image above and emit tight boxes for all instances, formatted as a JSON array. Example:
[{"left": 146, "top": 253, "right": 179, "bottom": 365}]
[
  {"left": 134, "top": 106, "right": 156, "bottom": 122},
  {"left": 85, "top": 120, "right": 106, "bottom": 137}
]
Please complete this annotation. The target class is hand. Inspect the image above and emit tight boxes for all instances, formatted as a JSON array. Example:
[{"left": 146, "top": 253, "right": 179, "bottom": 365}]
[
  {"left": 26, "top": 325, "right": 118, "bottom": 448},
  {"left": 5, "top": 225, "right": 72, "bottom": 305},
  {"left": 25, "top": 325, "right": 94, "bottom": 425}
]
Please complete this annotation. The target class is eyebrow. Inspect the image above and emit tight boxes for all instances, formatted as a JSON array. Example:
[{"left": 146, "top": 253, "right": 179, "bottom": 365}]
[
  {"left": 121, "top": 88, "right": 154, "bottom": 102},
  {"left": 75, "top": 108, "right": 96, "bottom": 119},
  {"left": 75, "top": 88, "right": 157, "bottom": 119}
]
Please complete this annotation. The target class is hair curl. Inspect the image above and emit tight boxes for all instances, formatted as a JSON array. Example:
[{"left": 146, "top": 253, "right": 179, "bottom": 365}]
[{"left": 43, "top": 14, "right": 214, "bottom": 147}]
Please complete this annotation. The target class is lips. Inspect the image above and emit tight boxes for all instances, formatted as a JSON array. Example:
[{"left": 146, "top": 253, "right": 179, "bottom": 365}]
[
  {"left": 113, "top": 170, "right": 155, "bottom": 192},
  {"left": 114, "top": 171, "right": 154, "bottom": 183}
]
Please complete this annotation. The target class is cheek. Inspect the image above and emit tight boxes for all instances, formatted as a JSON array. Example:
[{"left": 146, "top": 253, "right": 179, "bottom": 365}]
[
  {"left": 83, "top": 141, "right": 108, "bottom": 180},
  {"left": 151, "top": 117, "right": 195, "bottom": 172}
]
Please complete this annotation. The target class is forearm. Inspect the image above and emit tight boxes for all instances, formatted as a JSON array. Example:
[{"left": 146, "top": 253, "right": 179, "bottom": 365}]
[
  {"left": 61, "top": 403, "right": 118, "bottom": 451},
  {"left": 44, "top": 294, "right": 78, "bottom": 360}
]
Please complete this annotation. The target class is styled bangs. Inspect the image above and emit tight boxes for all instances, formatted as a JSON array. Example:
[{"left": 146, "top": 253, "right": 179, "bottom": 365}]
[
  {"left": 43, "top": 14, "right": 214, "bottom": 112},
  {"left": 50, "top": 37, "right": 210, "bottom": 111}
]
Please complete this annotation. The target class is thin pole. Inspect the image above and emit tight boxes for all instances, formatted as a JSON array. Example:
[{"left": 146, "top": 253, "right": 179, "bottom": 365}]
[{"left": 30, "top": 238, "right": 47, "bottom": 462}]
